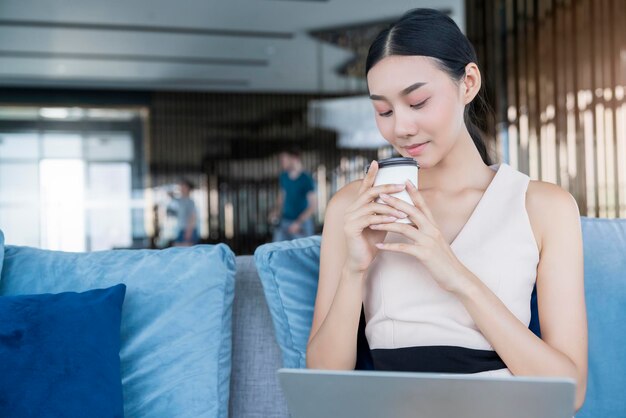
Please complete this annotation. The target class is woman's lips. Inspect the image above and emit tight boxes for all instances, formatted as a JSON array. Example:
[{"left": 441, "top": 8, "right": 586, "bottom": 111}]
[{"left": 405, "top": 141, "right": 429, "bottom": 156}]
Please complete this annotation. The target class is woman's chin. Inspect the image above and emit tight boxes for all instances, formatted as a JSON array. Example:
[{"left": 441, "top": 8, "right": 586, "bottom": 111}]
[{"left": 415, "top": 157, "right": 436, "bottom": 169}]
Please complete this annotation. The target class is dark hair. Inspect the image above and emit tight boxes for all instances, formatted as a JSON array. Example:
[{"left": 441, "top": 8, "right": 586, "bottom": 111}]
[
  {"left": 283, "top": 146, "right": 302, "bottom": 159},
  {"left": 365, "top": 8, "right": 493, "bottom": 166},
  {"left": 179, "top": 178, "right": 195, "bottom": 190}
]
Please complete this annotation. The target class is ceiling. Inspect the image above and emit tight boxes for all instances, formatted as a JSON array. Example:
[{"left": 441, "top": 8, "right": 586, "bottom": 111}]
[{"left": 0, "top": 0, "right": 464, "bottom": 93}]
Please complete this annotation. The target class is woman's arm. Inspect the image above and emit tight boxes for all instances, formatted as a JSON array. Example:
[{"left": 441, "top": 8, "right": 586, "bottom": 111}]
[
  {"left": 454, "top": 183, "right": 588, "bottom": 410},
  {"left": 306, "top": 182, "right": 363, "bottom": 370},
  {"left": 307, "top": 164, "right": 408, "bottom": 369}
]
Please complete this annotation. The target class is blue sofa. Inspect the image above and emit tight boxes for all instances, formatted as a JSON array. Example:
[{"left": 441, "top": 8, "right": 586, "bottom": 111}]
[
  {"left": 1, "top": 216, "right": 625, "bottom": 417},
  {"left": 247, "top": 217, "right": 626, "bottom": 418}
]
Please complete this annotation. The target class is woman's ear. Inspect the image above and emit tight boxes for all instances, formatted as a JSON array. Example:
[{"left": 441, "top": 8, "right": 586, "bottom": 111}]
[{"left": 461, "top": 62, "right": 481, "bottom": 104}]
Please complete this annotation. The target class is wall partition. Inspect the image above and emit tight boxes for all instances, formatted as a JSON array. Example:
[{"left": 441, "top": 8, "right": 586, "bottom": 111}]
[{"left": 466, "top": 0, "right": 626, "bottom": 218}]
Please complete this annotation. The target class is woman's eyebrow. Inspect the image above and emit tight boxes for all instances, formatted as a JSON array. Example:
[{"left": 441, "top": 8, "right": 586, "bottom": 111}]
[{"left": 369, "top": 82, "right": 427, "bottom": 101}]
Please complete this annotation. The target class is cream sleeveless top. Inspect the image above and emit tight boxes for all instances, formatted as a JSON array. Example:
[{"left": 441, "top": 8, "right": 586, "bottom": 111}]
[{"left": 362, "top": 162, "right": 539, "bottom": 376}]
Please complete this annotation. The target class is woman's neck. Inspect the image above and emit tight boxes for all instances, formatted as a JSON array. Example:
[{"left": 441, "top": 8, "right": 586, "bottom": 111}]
[{"left": 417, "top": 129, "right": 493, "bottom": 194}]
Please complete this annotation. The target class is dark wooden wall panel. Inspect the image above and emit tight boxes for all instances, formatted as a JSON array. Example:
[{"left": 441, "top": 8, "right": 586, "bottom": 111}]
[{"left": 467, "top": 0, "right": 626, "bottom": 218}]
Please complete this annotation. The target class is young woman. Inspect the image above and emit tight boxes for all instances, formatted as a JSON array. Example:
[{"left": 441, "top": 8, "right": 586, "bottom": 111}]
[{"left": 305, "top": 8, "right": 587, "bottom": 411}]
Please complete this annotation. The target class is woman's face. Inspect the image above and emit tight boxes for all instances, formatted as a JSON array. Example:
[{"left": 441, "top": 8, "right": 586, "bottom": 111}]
[{"left": 366, "top": 55, "right": 467, "bottom": 168}]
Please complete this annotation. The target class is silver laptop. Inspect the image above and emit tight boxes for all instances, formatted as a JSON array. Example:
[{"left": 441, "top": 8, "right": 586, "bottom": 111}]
[{"left": 278, "top": 368, "right": 575, "bottom": 418}]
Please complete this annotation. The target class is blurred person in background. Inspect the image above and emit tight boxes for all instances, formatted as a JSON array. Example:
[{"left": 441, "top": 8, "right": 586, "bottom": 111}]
[
  {"left": 167, "top": 178, "right": 199, "bottom": 246},
  {"left": 269, "top": 147, "right": 317, "bottom": 241}
]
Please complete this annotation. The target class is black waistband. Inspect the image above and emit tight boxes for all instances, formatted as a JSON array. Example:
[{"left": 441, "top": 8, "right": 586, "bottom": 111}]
[{"left": 370, "top": 345, "right": 507, "bottom": 374}]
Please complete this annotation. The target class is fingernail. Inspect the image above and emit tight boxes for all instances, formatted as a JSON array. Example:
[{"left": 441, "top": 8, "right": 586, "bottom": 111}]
[
  {"left": 380, "top": 193, "right": 390, "bottom": 199},
  {"left": 385, "top": 216, "right": 397, "bottom": 221},
  {"left": 396, "top": 212, "right": 408, "bottom": 218}
]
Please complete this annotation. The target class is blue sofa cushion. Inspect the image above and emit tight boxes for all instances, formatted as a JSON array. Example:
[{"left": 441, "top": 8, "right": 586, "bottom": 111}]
[
  {"left": 0, "top": 230, "right": 4, "bottom": 274},
  {"left": 0, "top": 284, "right": 126, "bottom": 418},
  {"left": 254, "top": 235, "right": 374, "bottom": 370},
  {"left": 254, "top": 236, "right": 322, "bottom": 369},
  {"left": 0, "top": 243, "right": 236, "bottom": 418},
  {"left": 576, "top": 217, "right": 626, "bottom": 418}
]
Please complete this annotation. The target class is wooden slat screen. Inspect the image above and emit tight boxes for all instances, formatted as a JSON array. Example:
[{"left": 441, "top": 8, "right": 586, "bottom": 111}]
[{"left": 466, "top": 0, "right": 626, "bottom": 218}]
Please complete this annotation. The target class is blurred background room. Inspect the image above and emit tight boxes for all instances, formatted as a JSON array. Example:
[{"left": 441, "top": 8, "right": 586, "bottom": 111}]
[{"left": 0, "top": 0, "right": 624, "bottom": 255}]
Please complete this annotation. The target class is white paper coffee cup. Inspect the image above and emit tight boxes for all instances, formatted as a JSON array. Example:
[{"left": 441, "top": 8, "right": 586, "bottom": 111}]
[{"left": 365, "top": 157, "right": 419, "bottom": 224}]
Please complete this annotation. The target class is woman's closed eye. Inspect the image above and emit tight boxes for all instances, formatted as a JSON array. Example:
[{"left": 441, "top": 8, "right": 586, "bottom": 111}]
[{"left": 378, "top": 98, "right": 430, "bottom": 117}]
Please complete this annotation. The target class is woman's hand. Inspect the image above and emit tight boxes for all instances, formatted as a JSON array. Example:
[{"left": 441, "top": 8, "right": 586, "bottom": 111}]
[
  {"left": 343, "top": 160, "right": 410, "bottom": 274},
  {"left": 370, "top": 179, "right": 471, "bottom": 293}
]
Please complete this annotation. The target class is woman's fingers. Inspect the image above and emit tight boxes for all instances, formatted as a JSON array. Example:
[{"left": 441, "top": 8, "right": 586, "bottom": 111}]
[
  {"left": 350, "top": 183, "right": 406, "bottom": 211},
  {"left": 369, "top": 221, "right": 421, "bottom": 241},
  {"left": 359, "top": 214, "right": 401, "bottom": 230},
  {"left": 345, "top": 199, "right": 408, "bottom": 238},
  {"left": 378, "top": 193, "right": 433, "bottom": 233},
  {"left": 345, "top": 211, "right": 398, "bottom": 234},
  {"left": 404, "top": 180, "right": 438, "bottom": 227},
  {"left": 357, "top": 160, "right": 378, "bottom": 195},
  {"left": 348, "top": 201, "right": 408, "bottom": 221}
]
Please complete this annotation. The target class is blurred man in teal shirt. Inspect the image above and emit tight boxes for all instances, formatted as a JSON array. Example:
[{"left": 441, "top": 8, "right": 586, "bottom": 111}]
[{"left": 269, "top": 148, "right": 317, "bottom": 242}]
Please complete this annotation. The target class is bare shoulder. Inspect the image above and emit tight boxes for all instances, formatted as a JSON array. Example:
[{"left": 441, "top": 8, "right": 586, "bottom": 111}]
[
  {"left": 526, "top": 179, "right": 579, "bottom": 213},
  {"left": 320, "top": 179, "right": 364, "bottom": 246},
  {"left": 526, "top": 180, "right": 581, "bottom": 253},
  {"left": 325, "top": 179, "right": 362, "bottom": 214}
]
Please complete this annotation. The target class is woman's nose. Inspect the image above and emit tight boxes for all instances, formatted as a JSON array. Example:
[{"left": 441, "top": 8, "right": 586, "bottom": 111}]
[{"left": 393, "top": 108, "right": 420, "bottom": 138}]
